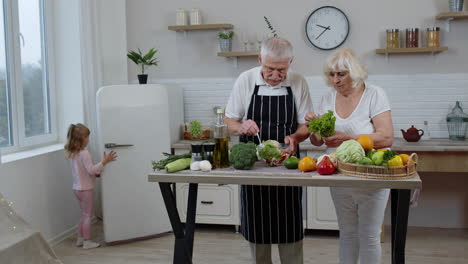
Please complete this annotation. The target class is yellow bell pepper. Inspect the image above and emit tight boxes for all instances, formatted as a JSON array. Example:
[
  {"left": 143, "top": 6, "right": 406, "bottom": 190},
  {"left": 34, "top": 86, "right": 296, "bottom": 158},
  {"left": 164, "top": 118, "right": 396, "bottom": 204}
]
[{"left": 388, "top": 155, "right": 403, "bottom": 167}]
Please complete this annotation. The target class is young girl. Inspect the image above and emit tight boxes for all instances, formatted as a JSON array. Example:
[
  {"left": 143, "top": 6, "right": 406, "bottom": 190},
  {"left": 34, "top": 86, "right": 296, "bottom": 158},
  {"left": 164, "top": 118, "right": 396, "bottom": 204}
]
[{"left": 64, "top": 123, "right": 117, "bottom": 249}]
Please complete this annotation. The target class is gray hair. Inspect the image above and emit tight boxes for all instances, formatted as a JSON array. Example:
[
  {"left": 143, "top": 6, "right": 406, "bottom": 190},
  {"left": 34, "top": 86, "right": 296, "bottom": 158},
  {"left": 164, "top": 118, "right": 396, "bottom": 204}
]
[
  {"left": 323, "top": 48, "right": 368, "bottom": 88},
  {"left": 260, "top": 37, "right": 293, "bottom": 61}
]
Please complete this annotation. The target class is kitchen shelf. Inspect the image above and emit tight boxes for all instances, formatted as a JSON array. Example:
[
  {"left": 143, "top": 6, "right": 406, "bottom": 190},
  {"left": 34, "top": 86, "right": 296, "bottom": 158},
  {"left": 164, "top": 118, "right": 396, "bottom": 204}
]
[
  {"left": 168, "top": 24, "right": 233, "bottom": 31},
  {"left": 375, "top": 46, "right": 448, "bottom": 55},
  {"left": 217, "top": 51, "right": 259, "bottom": 68},
  {"left": 435, "top": 11, "right": 468, "bottom": 31},
  {"left": 217, "top": 51, "right": 259, "bottom": 57}
]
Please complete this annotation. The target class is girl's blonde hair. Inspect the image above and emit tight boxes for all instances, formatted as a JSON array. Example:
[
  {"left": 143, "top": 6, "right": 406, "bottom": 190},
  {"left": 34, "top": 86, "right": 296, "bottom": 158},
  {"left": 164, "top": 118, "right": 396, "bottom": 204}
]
[
  {"left": 64, "top": 123, "right": 90, "bottom": 159},
  {"left": 323, "top": 48, "right": 368, "bottom": 89}
]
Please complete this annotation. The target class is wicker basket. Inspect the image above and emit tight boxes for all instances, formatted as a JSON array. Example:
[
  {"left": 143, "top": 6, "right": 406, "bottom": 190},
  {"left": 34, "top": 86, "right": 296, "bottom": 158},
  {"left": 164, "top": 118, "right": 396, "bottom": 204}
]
[{"left": 337, "top": 153, "right": 418, "bottom": 180}]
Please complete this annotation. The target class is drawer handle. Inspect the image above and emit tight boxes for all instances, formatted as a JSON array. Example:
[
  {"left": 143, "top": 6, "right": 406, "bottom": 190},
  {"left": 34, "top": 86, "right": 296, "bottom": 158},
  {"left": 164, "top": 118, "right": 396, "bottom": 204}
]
[{"left": 201, "top": 201, "right": 214, "bottom": 205}]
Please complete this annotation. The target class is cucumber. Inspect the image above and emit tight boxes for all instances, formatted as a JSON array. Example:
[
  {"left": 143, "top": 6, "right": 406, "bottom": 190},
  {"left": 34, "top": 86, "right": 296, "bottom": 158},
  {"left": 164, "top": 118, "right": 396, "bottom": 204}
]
[{"left": 165, "top": 158, "right": 192, "bottom": 173}]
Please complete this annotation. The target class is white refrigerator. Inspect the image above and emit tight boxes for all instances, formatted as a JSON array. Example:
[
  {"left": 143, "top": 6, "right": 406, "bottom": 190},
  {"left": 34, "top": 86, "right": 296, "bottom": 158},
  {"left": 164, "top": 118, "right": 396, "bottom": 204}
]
[{"left": 96, "top": 84, "right": 183, "bottom": 243}]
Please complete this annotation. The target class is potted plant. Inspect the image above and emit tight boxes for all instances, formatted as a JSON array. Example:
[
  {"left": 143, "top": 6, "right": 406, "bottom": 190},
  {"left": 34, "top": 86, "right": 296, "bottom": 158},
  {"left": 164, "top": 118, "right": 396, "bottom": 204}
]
[
  {"left": 218, "top": 31, "right": 234, "bottom": 52},
  {"left": 127, "top": 48, "right": 159, "bottom": 84}
]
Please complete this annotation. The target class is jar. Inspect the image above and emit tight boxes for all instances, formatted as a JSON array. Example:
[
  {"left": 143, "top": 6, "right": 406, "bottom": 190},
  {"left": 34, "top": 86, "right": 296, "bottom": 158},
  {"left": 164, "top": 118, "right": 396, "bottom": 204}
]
[
  {"left": 191, "top": 143, "right": 203, "bottom": 162},
  {"left": 189, "top": 8, "right": 202, "bottom": 25},
  {"left": 386, "top": 29, "right": 400, "bottom": 48},
  {"left": 446, "top": 101, "right": 468, "bottom": 141},
  {"left": 426, "top": 27, "right": 440, "bottom": 48},
  {"left": 202, "top": 142, "right": 215, "bottom": 165},
  {"left": 406, "top": 28, "right": 419, "bottom": 48},
  {"left": 176, "top": 8, "right": 188, "bottom": 26}
]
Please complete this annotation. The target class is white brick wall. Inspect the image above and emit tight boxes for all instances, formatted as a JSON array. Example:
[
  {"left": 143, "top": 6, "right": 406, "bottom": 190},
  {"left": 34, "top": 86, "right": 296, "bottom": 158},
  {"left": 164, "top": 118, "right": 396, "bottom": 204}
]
[{"left": 159, "top": 73, "right": 468, "bottom": 139}]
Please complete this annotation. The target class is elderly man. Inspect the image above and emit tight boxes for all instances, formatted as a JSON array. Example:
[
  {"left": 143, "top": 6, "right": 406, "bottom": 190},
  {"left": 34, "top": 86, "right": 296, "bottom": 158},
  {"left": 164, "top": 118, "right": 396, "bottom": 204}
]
[{"left": 225, "top": 37, "right": 313, "bottom": 264}]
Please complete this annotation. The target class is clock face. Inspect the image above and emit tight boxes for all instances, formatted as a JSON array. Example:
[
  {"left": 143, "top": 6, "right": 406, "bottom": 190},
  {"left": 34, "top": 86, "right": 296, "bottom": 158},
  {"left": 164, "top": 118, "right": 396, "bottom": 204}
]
[{"left": 305, "top": 6, "right": 350, "bottom": 50}]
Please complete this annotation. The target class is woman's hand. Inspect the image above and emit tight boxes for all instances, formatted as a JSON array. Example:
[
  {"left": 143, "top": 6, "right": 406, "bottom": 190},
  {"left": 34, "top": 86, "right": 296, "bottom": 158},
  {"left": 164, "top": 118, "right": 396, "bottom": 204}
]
[
  {"left": 102, "top": 151, "right": 117, "bottom": 166},
  {"left": 305, "top": 112, "right": 320, "bottom": 123},
  {"left": 323, "top": 131, "right": 350, "bottom": 148}
]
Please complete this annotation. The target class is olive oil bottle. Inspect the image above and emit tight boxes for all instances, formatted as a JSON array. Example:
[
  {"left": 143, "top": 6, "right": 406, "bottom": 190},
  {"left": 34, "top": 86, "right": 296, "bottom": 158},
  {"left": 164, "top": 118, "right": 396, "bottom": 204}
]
[{"left": 213, "top": 108, "right": 229, "bottom": 168}]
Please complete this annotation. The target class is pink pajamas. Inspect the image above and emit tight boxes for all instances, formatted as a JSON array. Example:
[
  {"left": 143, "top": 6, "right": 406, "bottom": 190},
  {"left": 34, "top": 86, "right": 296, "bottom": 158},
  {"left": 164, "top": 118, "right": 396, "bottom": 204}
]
[{"left": 74, "top": 190, "right": 94, "bottom": 240}]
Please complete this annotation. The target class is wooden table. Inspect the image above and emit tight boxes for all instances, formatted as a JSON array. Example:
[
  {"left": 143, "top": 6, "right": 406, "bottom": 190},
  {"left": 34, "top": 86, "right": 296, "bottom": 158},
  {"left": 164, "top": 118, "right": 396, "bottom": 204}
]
[{"left": 148, "top": 162, "right": 422, "bottom": 264}]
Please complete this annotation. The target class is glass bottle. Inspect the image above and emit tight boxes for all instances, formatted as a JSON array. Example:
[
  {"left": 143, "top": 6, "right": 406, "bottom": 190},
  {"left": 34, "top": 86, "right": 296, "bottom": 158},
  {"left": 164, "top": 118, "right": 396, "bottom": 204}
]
[
  {"left": 422, "top": 121, "right": 431, "bottom": 140},
  {"left": 213, "top": 108, "right": 229, "bottom": 168},
  {"left": 446, "top": 101, "right": 468, "bottom": 141}
]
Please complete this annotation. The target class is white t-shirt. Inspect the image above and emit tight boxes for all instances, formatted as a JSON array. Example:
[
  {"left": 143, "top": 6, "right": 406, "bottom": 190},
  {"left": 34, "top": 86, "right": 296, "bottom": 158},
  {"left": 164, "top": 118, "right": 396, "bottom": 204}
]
[
  {"left": 225, "top": 66, "right": 313, "bottom": 124},
  {"left": 317, "top": 83, "right": 391, "bottom": 136}
]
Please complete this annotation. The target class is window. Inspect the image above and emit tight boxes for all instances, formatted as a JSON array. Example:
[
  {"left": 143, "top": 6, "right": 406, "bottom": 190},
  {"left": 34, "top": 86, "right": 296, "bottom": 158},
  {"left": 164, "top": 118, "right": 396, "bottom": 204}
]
[{"left": 0, "top": 0, "right": 55, "bottom": 153}]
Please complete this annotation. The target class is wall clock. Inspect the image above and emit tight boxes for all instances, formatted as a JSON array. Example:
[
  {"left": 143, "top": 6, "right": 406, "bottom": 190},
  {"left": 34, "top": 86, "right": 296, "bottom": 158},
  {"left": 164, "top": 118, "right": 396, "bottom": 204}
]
[{"left": 305, "top": 6, "right": 350, "bottom": 50}]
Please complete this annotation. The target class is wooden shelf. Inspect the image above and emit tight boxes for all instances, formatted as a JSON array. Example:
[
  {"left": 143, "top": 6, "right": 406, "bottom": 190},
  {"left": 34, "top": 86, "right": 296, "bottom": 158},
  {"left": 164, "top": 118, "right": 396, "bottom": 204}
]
[
  {"left": 168, "top": 24, "right": 233, "bottom": 31},
  {"left": 436, "top": 11, "right": 468, "bottom": 20},
  {"left": 375, "top": 47, "right": 448, "bottom": 54},
  {"left": 217, "top": 51, "right": 259, "bottom": 57}
]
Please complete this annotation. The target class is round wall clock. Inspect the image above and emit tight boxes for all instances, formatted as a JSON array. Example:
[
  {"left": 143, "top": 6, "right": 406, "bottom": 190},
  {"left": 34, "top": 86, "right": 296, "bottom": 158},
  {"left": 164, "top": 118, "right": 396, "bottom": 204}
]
[{"left": 305, "top": 6, "right": 350, "bottom": 50}]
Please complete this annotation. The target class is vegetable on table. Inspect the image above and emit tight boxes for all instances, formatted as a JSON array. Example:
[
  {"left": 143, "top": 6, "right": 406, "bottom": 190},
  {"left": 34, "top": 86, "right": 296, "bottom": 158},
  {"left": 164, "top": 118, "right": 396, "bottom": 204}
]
[
  {"left": 152, "top": 152, "right": 191, "bottom": 170},
  {"left": 308, "top": 110, "right": 336, "bottom": 138},
  {"left": 229, "top": 142, "right": 258, "bottom": 170},
  {"left": 284, "top": 156, "right": 299, "bottom": 169},
  {"left": 165, "top": 158, "right": 192, "bottom": 173},
  {"left": 336, "top": 140, "right": 365, "bottom": 163},
  {"left": 371, "top": 151, "right": 385, "bottom": 166},
  {"left": 317, "top": 156, "right": 336, "bottom": 175},
  {"left": 199, "top": 160, "right": 212, "bottom": 172},
  {"left": 258, "top": 140, "right": 288, "bottom": 166}
]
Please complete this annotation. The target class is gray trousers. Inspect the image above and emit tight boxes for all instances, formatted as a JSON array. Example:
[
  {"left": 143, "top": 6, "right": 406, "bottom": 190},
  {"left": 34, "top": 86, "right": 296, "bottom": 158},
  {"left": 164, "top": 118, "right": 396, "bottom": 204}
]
[{"left": 249, "top": 240, "right": 303, "bottom": 264}]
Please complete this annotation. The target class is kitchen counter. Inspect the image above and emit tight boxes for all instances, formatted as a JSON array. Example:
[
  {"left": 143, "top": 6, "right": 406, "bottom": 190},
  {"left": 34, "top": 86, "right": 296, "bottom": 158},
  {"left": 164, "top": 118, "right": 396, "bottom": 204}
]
[
  {"left": 172, "top": 138, "right": 468, "bottom": 152},
  {"left": 172, "top": 138, "right": 468, "bottom": 173}
]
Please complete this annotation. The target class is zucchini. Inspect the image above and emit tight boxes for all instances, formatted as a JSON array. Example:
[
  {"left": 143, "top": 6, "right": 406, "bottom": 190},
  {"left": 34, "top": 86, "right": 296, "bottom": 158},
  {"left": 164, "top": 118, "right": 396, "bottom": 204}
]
[{"left": 165, "top": 158, "right": 192, "bottom": 173}]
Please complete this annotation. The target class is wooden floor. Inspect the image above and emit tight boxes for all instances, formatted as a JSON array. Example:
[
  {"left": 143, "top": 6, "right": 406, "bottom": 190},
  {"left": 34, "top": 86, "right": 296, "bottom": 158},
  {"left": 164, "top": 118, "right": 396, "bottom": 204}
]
[{"left": 54, "top": 221, "right": 468, "bottom": 264}]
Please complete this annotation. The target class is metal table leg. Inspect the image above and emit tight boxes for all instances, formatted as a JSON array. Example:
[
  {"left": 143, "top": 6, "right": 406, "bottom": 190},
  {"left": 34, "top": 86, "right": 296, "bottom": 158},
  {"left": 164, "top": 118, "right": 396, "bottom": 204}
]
[
  {"left": 159, "top": 183, "right": 199, "bottom": 264},
  {"left": 391, "top": 189, "right": 411, "bottom": 264}
]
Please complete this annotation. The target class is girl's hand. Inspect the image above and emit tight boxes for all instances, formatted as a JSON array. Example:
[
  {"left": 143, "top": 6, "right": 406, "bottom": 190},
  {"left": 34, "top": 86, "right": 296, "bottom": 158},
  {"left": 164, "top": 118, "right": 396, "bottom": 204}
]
[
  {"left": 305, "top": 112, "right": 320, "bottom": 123},
  {"left": 323, "top": 131, "right": 350, "bottom": 148},
  {"left": 102, "top": 151, "right": 117, "bottom": 166}
]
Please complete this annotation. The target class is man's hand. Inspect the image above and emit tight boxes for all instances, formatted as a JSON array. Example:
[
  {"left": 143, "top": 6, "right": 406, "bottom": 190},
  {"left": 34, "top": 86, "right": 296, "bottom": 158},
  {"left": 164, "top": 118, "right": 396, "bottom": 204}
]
[
  {"left": 284, "top": 135, "right": 298, "bottom": 155},
  {"left": 323, "top": 131, "right": 350, "bottom": 148},
  {"left": 239, "top": 120, "right": 259, "bottom": 136}
]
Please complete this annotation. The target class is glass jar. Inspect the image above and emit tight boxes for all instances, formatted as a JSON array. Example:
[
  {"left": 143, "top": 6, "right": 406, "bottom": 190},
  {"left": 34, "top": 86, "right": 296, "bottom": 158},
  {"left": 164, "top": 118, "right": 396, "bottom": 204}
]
[
  {"left": 406, "top": 28, "right": 419, "bottom": 48},
  {"left": 189, "top": 8, "right": 202, "bottom": 25},
  {"left": 203, "top": 142, "right": 215, "bottom": 165},
  {"left": 386, "top": 29, "right": 400, "bottom": 48},
  {"left": 446, "top": 101, "right": 468, "bottom": 141},
  {"left": 213, "top": 108, "right": 229, "bottom": 168},
  {"left": 191, "top": 143, "right": 203, "bottom": 162},
  {"left": 426, "top": 27, "right": 440, "bottom": 48},
  {"left": 176, "top": 8, "right": 188, "bottom": 26}
]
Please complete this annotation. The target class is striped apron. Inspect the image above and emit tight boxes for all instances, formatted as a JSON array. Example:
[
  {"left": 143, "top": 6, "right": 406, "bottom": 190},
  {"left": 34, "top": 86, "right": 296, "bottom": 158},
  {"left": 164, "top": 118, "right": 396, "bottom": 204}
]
[{"left": 239, "top": 85, "right": 303, "bottom": 244}]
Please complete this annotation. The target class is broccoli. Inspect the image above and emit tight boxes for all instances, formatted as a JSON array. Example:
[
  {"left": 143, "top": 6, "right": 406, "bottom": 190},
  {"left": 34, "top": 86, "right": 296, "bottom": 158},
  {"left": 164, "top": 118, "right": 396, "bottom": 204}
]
[{"left": 229, "top": 142, "right": 258, "bottom": 170}]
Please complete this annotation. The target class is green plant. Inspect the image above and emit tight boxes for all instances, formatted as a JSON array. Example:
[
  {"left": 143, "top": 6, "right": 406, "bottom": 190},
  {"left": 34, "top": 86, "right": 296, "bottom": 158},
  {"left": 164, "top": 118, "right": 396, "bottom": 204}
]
[
  {"left": 264, "top": 16, "right": 278, "bottom": 37},
  {"left": 217, "top": 31, "right": 234, "bottom": 39},
  {"left": 188, "top": 120, "right": 202, "bottom": 138},
  {"left": 127, "top": 48, "right": 159, "bottom": 74}
]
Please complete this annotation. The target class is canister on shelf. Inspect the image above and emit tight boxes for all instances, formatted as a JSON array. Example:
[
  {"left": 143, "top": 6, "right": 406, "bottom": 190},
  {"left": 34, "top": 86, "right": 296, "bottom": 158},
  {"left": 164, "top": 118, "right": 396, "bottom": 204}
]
[
  {"left": 405, "top": 28, "right": 419, "bottom": 48},
  {"left": 386, "top": 29, "right": 400, "bottom": 48},
  {"left": 189, "top": 8, "right": 202, "bottom": 25},
  {"left": 176, "top": 8, "right": 188, "bottom": 26},
  {"left": 426, "top": 27, "right": 440, "bottom": 48}
]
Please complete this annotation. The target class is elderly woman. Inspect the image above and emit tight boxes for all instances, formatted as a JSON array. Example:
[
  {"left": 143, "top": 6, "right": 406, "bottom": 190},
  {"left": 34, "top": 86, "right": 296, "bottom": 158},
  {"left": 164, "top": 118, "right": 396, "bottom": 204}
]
[{"left": 306, "top": 48, "right": 393, "bottom": 264}]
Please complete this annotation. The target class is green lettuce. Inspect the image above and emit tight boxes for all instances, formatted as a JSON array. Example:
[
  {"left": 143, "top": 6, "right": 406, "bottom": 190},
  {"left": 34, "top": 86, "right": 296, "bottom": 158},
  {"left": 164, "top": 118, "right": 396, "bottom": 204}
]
[{"left": 308, "top": 110, "right": 336, "bottom": 138}]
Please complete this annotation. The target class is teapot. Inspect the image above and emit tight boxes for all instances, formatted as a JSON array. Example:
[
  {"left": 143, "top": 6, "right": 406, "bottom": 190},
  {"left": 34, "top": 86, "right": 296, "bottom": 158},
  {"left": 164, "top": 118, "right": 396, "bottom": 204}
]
[{"left": 401, "top": 125, "right": 424, "bottom": 142}]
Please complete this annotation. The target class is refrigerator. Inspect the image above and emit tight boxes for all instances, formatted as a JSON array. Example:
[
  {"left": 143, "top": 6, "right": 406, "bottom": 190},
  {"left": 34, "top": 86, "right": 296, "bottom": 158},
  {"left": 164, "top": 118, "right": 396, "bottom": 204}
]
[{"left": 96, "top": 84, "right": 183, "bottom": 243}]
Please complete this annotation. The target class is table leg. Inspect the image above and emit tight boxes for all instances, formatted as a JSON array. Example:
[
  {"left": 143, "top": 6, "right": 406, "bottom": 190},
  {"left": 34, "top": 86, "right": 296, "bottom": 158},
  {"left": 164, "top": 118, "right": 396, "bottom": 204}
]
[
  {"left": 390, "top": 189, "right": 411, "bottom": 264},
  {"left": 159, "top": 183, "right": 196, "bottom": 264},
  {"left": 185, "top": 183, "right": 198, "bottom": 257}
]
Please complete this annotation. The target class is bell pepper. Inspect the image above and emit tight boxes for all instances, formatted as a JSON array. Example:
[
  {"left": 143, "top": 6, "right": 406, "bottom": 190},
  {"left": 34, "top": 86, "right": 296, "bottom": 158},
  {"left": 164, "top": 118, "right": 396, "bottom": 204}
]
[
  {"left": 388, "top": 155, "right": 403, "bottom": 167},
  {"left": 317, "top": 156, "right": 336, "bottom": 175}
]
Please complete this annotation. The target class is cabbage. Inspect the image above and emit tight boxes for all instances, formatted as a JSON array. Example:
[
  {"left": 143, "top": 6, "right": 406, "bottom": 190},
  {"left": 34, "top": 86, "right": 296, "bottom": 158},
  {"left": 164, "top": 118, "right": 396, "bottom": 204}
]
[{"left": 336, "top": 140, "right": 365, "bottom": 163}]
